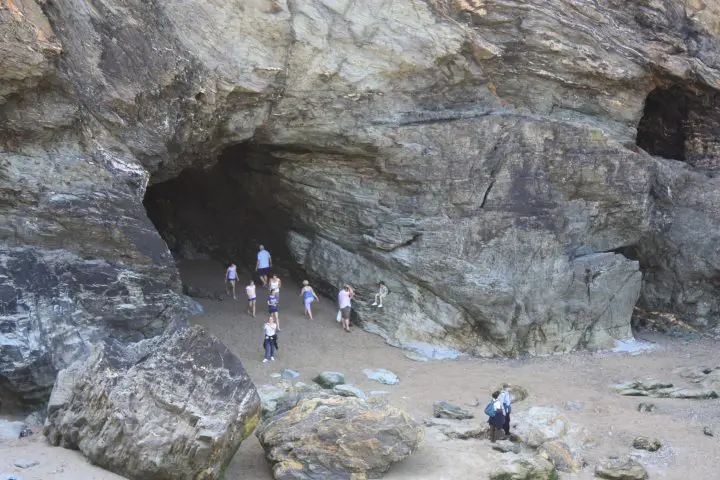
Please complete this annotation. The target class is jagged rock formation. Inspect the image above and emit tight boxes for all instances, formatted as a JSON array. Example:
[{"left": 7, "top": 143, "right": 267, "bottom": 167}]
[
  {"left": 44, "top": 323, "right": 260, "bottom": 480},
  {"left": 2, "top": 0, "right": 720, "bottom": 406},
  {"left": 255, "top": 383, "right": 423, "bottom": 480}
]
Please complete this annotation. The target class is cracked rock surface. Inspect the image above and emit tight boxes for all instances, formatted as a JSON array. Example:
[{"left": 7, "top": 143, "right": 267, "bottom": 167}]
[{"left": 2, "top": 0, "right": 720, "bottom": 408}]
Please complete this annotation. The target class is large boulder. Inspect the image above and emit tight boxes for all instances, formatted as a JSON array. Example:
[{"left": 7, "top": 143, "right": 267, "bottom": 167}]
[
  {"left": 489, "top": 454, "right": 557, "bottom": 480},
  {"left": 512, "top": 407, "right": 593, "bottom": 450},
  {"left": 2, "top": 0, "right": 720, "bottom": 412},
  {"left": 595, "top": 457, "right": 649, "bottom": 480},
  {"left": 433, "top": 401, "right": 474, "bottom": 420},
  {"left": 256, "top": 394, "right": 423, "bottom": 479},
  {"left": 43, "top": 324, "right": 260, "bottom": 480}
]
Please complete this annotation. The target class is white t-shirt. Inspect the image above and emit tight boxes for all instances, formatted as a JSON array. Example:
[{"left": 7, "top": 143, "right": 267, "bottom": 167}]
[
  {"left": 246, "top": 284, "right": 256, "bottom": 299},
  {"left": 498, "top": 390, "right": 511, "bottom": 407},
  {"left": 338, "top": 290, "right": 351, "bottom": 309},
  {"left": 493, "top": 399, "right": 504, "bottom": 413},
  {"left": 264, "top": 323, "right": 276, "bottom": 337},
  {"left": 257, "top": 249, "right": 271, "bottom": 268}
]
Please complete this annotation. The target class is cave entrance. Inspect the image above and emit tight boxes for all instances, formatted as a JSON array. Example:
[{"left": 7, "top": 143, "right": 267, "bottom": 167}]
[
  {"left": 636, "top": 84, "right": 720, "bottom": 168},
  {"left": 143, "top": 143, "right": 294, "bottom": 274}
]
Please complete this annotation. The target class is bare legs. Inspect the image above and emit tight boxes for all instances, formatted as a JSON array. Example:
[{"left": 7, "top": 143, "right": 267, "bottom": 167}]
[{"left": 226, "top": 280, "right": 236, "bottom": 299}]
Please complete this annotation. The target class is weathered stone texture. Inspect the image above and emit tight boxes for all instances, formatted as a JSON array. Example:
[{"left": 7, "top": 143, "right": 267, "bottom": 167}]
[
  {"left": 43, "top": 324, "right": 260, "bottom": 480},
  {"left": 2, "top": 0, "right": 720, "bottom": 408}
]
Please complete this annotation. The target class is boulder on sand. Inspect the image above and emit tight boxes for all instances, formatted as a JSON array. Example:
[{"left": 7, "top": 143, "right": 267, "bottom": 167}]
[
  {"left": 363, "top": 368, "right": 400, "bottom": 385},
  {"left": 313, "top": 371, "right": 346, "bottom": 388},
  {"left": 595, "top": 457, "right": 649, "bottom": 480},
  {"left": 433, "top": 401, "right": 474, "bottom": 420},
  {"left": 489, "top": 454, "right": 557, "bottom": 480},
  {"left": 256, "top": 394, "right": 423, "bottom": 480},
  {"left": 538, "top": 440, "right": 582, "bottom": 473},
  {"left": 44, "top": 324, "right": 260, "bottom": 480},
  {"left": 511, "top": 407, "right": 593, "bottom": 449},
  {"left": 632, "top": 436, "right": 662, "bottom": 452}
]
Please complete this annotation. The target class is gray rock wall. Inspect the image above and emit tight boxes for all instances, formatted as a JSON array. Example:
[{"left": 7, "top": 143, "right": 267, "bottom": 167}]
[{"left": 1, "top": 0, "right": 720, "bottom": 405}]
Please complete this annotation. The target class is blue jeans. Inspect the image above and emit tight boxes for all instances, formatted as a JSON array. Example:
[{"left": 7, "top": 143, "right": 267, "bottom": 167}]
[{"left": 264, "top": 337, "right": 276, "bottom": 360}]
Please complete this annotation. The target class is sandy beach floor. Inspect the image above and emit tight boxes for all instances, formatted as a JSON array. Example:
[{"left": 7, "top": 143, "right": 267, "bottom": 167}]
[{"left": 2, "top": 259, "right": 719, "bottom": 479}]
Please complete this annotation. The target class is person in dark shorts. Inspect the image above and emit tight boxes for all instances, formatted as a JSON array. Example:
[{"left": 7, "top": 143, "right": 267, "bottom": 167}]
[
  {"left": 225, "top": 262, "right": 238, "bottom": 299},
  {"left": 256, "top": 245, "right": 272, "bottom": 287},
  {"left": 337, "top": 284, "right": 354, "bottom": 332},
  {"left": 268, "top": 288, "right": 280, "bottom": 331}
]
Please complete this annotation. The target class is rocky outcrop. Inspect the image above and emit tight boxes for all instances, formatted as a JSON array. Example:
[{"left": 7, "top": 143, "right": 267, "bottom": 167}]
[
  {"left": 595, "top": 457, "right": 649, "bottom": 480},
  {"left": 43, "top": 324, "right": 260, "bottom": 480},
  {"left": 512, "top": 407, "right": 594, "bottom": 451},
  {"left": 489, "top": 454, "right": 557, "bottom": 480},
  {"left": 256, "top": 388, "right": 423, "bottom": 480},
  {"left": 2, "top": 0, "right": 720, "bottom": 407}
]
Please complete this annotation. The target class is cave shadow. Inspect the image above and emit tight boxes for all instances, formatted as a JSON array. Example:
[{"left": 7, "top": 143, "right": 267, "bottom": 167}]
[
  {"left": 636, "top": 83, "right": 719, "bottom": 168},
  {"left": 143, "top": 143, "right": 298, "bottom": 279}
]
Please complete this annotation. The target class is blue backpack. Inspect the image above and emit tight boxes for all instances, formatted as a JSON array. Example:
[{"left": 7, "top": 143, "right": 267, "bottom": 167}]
[{"left": 484, "top": 401, "right": 496, "bottom": 417}]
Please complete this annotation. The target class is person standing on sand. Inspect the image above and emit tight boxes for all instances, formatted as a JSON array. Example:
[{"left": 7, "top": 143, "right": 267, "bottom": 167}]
[
  {"left": 498, "top": 383, "right": 513, "bottom": 436},
  {"left": 256, "top": 245, "right": 272, "bottom": 287},
  {"left": 487, "top": 390, "right": 506, "bottom": 443},
  {"left": 262, "top": 315, "right": 277, "bottom": 362},
  {"left": 225, "top": 262, "right": 238, "bottom": 299},
  {"left": 300, "top": 280, "right": 320, "bottom": 320},
  {"left": 337, "top": 284, "right": 354, "bottom": 333},
  {"left": 268, "top": 288, "right": 280, "bottom": 331},
  {"left": 269, "top": 273, "right": 282, "bottom": 300},
  {"left": 246, "top": 280, "right": 257, "bottom": 317}
]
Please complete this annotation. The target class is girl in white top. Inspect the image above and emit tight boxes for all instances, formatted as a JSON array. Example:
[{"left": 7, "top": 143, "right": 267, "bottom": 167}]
[
  {"left": 269, "top": 274, "right": 282, "bottom": 300},
  {"left": 263, "top": 316, "right": 277, "bottom": 362},
  {"left": 246, "top": 280, "right": 257, "bottom": 317},
  {"left": 225, "top": 263, "right": 238, "bottom": 299}
]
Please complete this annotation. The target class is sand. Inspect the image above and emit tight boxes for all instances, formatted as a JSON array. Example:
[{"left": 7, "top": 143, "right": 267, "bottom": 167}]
[{"left": 2, "top": 259, "right": 718, "bottom": 480}]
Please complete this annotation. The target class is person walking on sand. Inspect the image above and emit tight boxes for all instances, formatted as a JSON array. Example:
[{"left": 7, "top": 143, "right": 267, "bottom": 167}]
[
  {"left": 269, "top": 273, "right": 282, "bottom": 300},
  {"left": 498, "top": 383, "right": 513, "bottom": 437},
  {"left": 371, "top": 281, "right": 389, "bottom": 308},
  {"left": 486, "top": 390, "right": 507, "bottom": 443},
  {"left": 225, "top": 262, "right": 238, "bottom": 299},
  {"left": 337, "top": 284, "right": 354, "bottom": 333},
  {"left": 268, "top": 288, "right": 280, "bottom": 331},
  {"left": 262, "top": 315, "right": 278, "bottom": 363},
  {"left": 300, "top": 280, "right": 320, "bottom": 320},
  {"left": 256, "top": 245, "right": 272, "bottom": 287},
  {"left": 246, "top": 280, "right": 257, "bottom": 317}
]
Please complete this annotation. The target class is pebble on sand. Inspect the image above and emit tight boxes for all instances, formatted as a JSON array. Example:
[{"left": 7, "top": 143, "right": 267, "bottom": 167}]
[
  {"left": 14, "top": 459, "right": 39, "bottom": 469},
  {"left": 363, "top": 368, "right": 399, "bottom": 385}
]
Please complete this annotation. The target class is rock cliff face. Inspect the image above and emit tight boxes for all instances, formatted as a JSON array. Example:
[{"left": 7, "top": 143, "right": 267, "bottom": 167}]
[{"left": 2, "top": 1, "right": 720, "bottom": 405}]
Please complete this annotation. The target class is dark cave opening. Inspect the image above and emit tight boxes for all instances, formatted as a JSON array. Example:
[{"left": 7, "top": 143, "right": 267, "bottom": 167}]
[
  {"left": 142, "top": 143, "right": 295, "bottom": 274},
  {"left": 636, "top": 84, "right": 720, "bottom": 168}
]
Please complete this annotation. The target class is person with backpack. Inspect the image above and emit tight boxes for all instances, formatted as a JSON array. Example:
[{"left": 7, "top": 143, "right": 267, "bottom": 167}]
[{"left": 485, "top": 390, "right": 507, "bottom": 443}]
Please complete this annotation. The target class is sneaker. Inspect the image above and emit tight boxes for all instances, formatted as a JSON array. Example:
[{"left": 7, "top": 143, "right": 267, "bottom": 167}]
[
  {"left": 262, "top": 359, "right": 268, "bottom": 363},
  {"left": 378, "top": 304, "right": 383, "bottom": 308},
  {"left": 270, "top": 356, "right": 275, "bottom": 361},
  {"left": 371, "top": 302, "right": 377, "bottom": 306}
]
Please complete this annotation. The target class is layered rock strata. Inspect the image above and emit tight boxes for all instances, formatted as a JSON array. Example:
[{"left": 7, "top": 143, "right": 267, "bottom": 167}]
[{"left": 1, "top": 0, "right": 720, "bottom": 407}]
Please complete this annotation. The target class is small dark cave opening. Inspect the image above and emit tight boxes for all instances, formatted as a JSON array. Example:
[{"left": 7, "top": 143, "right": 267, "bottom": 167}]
[
  {"left": 142, "top": 143, "right": 296, "bottom": 277},
  {"left": 636, "top": 84, "right": 720, "bottom": 168}
]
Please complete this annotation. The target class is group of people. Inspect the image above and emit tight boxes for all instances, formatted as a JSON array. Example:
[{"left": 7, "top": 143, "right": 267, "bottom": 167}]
[
  {"left": 225, "top": 245, "right": 391, "bottom": 362},
  {"left": 486, "top": 383, "right": 513, "bottom": 442}
]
